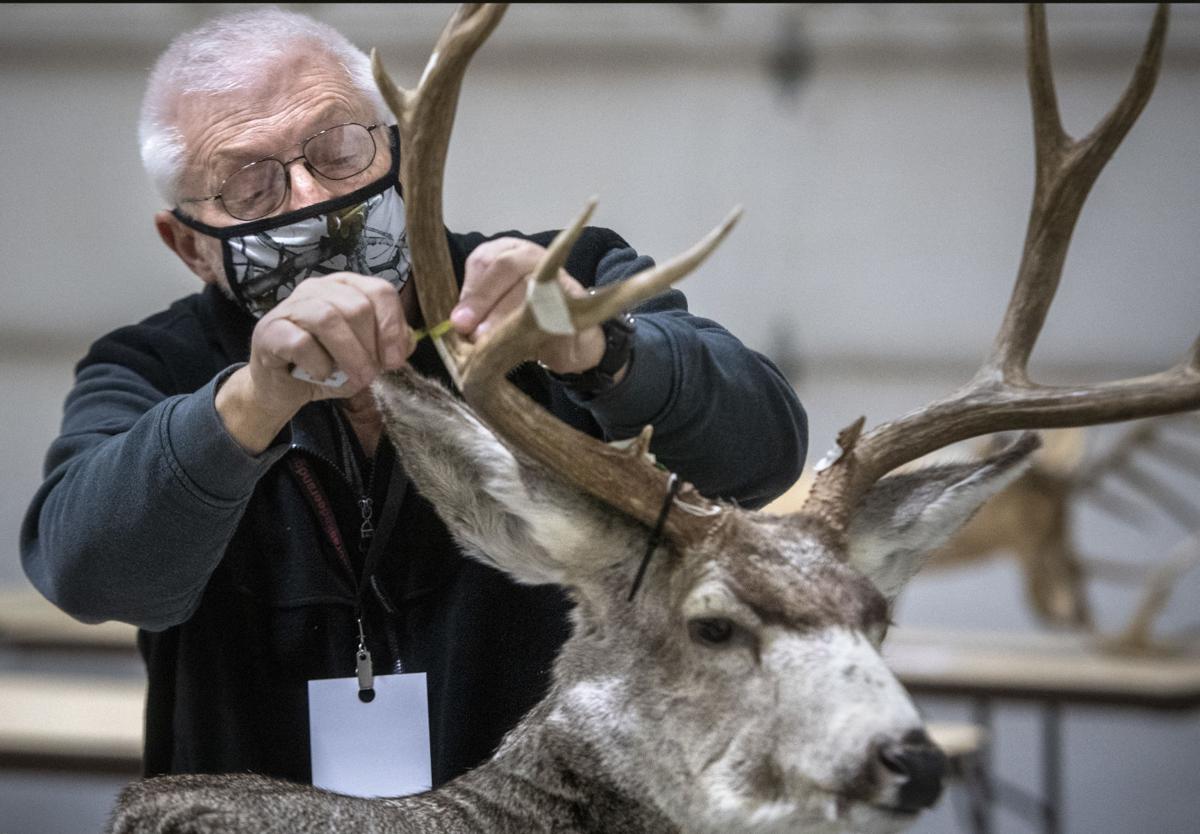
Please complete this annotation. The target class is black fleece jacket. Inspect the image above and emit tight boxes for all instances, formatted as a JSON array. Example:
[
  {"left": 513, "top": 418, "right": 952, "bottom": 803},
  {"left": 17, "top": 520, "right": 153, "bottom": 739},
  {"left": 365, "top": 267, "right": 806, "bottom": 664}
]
[{"left": 21, "top": 226, "right": 807, "bottom": 786}]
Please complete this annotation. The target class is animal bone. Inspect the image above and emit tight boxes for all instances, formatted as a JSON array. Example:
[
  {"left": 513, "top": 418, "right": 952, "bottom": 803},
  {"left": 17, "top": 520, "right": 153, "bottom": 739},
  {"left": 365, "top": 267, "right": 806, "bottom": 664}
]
[{"left": 922, "top": 417, "right": 1200, "bottom": 649}]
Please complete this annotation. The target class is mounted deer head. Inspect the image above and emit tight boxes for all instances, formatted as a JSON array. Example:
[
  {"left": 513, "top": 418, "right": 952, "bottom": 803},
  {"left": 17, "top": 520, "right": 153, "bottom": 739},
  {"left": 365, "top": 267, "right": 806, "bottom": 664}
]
[
  {"left": 110, "top": 3, "right": 1198, "bottom": 833},
  {"left": 369, "top": 0, "right": 1194, "bottom": 825}
]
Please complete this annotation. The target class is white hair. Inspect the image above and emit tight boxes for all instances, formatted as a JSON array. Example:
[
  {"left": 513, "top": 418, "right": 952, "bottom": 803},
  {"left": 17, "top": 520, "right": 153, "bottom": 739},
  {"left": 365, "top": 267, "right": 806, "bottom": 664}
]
[{"left": 139, "top": 6, "right": 391, "bottom": 205}]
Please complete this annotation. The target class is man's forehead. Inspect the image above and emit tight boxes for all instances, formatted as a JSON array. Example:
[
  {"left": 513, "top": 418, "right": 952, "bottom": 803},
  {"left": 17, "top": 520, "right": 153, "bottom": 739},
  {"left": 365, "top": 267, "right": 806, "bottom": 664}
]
[
  {"left": 177, "top": 51, "right": 370, "bottom": 173},
  {"left": 209, "top": 102, "right": 363, "bottom": 163}
]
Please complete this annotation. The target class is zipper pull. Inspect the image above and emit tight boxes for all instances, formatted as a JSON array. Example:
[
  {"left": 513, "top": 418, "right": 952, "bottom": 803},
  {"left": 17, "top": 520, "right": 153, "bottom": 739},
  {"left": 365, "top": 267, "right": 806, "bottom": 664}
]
[
  {"left": 359, "top": 496, "right": 375, "bottom": 541},
  {"left": 355, "top": 617, "right": 375, "bottom": 704}
]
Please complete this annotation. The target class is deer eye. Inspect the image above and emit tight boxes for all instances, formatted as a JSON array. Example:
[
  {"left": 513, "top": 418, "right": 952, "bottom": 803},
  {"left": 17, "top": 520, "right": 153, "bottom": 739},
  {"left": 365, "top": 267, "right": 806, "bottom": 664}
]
[{"left": 689, "top": 617, "right": 734, "bottom": 646}]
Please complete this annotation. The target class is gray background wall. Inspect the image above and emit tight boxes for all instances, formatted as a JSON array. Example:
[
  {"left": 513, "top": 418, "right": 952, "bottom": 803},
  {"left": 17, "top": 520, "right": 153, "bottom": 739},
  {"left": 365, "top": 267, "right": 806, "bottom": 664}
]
[{"left": 1, "top": 4, "right": 1198, "bottom": 833}]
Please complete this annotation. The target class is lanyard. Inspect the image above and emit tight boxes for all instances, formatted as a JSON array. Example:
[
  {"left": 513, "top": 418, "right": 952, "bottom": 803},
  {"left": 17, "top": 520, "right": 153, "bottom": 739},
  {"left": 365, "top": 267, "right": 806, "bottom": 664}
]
[{"left": 287, "top": 453, "right": 408, "bottom": 701}]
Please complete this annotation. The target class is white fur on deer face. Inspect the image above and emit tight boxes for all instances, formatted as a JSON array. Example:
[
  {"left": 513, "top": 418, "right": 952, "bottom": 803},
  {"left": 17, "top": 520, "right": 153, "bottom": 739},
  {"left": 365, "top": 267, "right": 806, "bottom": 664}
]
[
  {"left": 601, "top": 443, "right": 1035, "bottom": 831},
  {"left": 550, "top": 514, "right": 940, "bottom": 834}
]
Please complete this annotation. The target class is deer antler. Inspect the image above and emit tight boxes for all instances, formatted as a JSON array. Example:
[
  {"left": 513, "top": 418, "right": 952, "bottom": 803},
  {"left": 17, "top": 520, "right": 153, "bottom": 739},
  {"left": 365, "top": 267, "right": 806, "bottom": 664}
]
[
  {"left": 372, "top": 3, "right": 736, "bottom": 545},
  {"left": 804, "top": 3, "right": 1199, "bottom": 537}
]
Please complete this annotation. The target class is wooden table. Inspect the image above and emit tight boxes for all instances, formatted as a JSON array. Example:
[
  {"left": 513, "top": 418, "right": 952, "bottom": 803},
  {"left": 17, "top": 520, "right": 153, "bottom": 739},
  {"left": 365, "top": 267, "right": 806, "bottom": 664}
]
[
  {"left": 0, "top": 673, "right": 143, "bottom": 773},
  {"left": 0, "top": 589, "right": 141, "bottom": 773},
  {"left": 885, "top": 626, "right": 1200, "bottom": 709},
  {"left": 884, "top": 627, "right": 1200, "bottom": 834}
]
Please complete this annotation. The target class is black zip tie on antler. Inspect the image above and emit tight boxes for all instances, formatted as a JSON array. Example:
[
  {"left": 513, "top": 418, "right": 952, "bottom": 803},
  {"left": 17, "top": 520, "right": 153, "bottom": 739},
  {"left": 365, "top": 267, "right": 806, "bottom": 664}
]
[{"left": 628, "top": 472, "right": 681, "bottom": 602}]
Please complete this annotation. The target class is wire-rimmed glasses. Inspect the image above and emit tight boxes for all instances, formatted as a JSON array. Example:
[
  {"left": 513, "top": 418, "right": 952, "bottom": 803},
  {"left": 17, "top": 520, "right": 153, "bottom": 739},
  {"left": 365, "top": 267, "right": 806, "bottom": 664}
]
[{"left": 179, "top": 122, "right": 385, "bottom": 221}]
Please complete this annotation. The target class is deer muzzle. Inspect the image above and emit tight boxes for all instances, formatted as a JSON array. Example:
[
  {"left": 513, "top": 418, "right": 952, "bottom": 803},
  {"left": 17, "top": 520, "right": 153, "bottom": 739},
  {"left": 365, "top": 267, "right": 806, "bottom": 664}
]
[{"left": 873, "top": 728, "right": 947, "bottom": 814}]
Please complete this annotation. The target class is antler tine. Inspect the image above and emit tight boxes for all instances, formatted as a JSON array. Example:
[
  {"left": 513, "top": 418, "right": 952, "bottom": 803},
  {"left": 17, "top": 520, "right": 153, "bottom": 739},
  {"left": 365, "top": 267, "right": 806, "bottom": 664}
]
[
  {"left": 457, "top": 199, "right": 600, "bottom": 390},
  {"left": 506, "top": 201, "right": 743, "bottom": 337},
  {"left": 465, "top": 203, "right": 741, "bottom": 384},
  {"left": 457, "top": 203, "right": 741, "bottom": 544},
  {"left": 987, "top": 3, "right": 1169, "bottom": 382},
  {"left": 570, "top": 207, "right": 743, "bottom": 333},
  {"left": 802, "top": 3, "right": 1199, "bottom": 537},
  {"left": 1025, "top": 3, "right": 1068, "bottom": 171},
  {"left": 529, "top": 198, "right": 598, "bottom": 290}
]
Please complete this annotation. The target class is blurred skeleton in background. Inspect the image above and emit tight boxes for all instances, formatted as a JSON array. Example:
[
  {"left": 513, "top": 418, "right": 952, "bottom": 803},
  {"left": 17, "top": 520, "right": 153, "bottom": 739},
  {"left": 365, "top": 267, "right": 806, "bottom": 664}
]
[{"left": 926, "top": 414, "right": 1200, "bottom": 653}]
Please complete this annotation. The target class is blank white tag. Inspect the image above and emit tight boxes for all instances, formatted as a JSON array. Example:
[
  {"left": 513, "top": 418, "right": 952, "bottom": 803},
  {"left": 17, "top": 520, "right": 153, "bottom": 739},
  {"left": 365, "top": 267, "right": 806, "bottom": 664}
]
[{"left": 308, "top": 673, "right": 432, "bottom": 798}]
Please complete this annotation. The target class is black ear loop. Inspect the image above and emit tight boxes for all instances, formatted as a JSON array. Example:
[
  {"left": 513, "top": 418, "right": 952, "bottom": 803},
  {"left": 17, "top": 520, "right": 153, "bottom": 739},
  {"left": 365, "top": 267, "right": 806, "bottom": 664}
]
[{"left": 628, "top": 473, "right": 682, "bottom": 602}]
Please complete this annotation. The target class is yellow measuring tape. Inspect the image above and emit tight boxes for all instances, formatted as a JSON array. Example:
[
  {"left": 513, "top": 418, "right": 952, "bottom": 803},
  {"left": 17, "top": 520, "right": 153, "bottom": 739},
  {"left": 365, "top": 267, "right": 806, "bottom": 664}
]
[
  {"left": 290, "top": 319, "right": 455, "bottom": 388},
  {"left": 411, "top": 319, "right": 453, "bottom": 343}
]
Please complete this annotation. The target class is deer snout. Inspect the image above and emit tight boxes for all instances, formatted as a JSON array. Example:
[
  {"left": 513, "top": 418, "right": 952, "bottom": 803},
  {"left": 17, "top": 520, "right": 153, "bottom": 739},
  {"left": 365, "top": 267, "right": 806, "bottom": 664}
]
[{"left": 874, "top": 729, "right": 946, "bottom": 813}]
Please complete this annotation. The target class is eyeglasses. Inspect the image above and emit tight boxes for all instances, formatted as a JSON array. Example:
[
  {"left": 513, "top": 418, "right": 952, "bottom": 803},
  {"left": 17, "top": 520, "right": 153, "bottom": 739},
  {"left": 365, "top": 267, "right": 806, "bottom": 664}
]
[{"left": 179, "top": 122, "right": 385, "bottom": 222}]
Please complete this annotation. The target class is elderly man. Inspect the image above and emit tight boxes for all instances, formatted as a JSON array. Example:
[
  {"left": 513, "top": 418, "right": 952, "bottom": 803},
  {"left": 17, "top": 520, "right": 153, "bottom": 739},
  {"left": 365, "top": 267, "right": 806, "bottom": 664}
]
[{"left": 21, "top": 7, "right": 807, "bottom": 788}]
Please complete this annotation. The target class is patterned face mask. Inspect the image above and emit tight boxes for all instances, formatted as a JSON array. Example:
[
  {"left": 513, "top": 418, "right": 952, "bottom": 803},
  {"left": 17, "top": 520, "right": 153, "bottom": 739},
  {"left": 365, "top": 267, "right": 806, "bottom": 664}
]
[{"left": 173, "top": 127, "right": 411, "bottom": 318}]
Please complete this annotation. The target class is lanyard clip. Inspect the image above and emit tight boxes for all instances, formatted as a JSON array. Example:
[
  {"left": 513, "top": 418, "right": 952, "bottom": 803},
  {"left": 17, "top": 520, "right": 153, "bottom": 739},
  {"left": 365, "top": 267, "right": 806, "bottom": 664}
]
[{"left": 356, "top": 617, "right": 375, "bottom": 703}]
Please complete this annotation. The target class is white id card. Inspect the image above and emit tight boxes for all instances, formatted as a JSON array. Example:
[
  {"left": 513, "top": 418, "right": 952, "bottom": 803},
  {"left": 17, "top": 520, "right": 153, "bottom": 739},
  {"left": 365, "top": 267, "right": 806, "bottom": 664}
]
[{"left": 308, "top": 673, "right": 432, "bottom": 798}]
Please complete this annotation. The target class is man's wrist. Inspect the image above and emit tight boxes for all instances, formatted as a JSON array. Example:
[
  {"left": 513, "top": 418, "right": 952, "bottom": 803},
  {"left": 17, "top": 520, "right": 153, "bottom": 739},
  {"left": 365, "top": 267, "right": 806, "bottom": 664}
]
[
  {"left": 548, "top": 313, "right": 636, "bottom": 396},
  {"left": 214, "top": 366, "right": 300, "bottom": 455}
]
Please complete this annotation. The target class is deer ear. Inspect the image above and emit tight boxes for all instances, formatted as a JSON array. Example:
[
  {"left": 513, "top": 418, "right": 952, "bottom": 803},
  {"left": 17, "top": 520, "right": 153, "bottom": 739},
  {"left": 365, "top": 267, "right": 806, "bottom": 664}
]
[
  {"left": 374, "top": 370, "right": 641, "bottom": 588},
  {"left": 846, "top": 433, "right": 1041, "bottom": 602}
]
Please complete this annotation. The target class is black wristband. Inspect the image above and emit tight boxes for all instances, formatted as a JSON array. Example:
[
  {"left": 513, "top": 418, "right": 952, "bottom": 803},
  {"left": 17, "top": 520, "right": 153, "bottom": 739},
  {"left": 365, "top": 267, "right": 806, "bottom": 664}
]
[{"left": 548, "top": 313, "right": 636, "bottom": 396}]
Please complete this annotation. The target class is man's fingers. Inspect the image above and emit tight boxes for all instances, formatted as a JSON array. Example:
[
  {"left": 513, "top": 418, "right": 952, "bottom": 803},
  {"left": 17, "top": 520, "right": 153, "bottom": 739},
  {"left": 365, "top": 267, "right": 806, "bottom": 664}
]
[
  {"left": 472, "top": 279, "right": 527, "bottom": 341},
  {"left": 341, "top": 275, "right": 411, "bottom": 367},
  {"left": 456, "top": 239, "right": 596, "bottom": 342},
  {"left": 314, "top": 274, "right": 410, "bottom": 368},
  {"left": 259, "top": 317, "right": 338, "bottom": 383},
  {"left": 455, "top": 238, "right": 539, "bottom": 335},
  {"left": 274, "top": 297, "right": 377, "bottom": 388},
  {"left": 293, "top": 277, "right": 380, "bottom": 360},
  {"left": 246, "top": 272, "right": 411, "bottom": 408},
  {"left": 287, "top": 273, "right": 412, "bottom": 372}
]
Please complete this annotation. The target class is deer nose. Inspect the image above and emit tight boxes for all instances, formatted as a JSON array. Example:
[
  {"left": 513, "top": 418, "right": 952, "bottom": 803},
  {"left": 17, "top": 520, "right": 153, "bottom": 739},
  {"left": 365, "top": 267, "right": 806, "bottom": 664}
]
[{"left": 876, "top": 730, "right": 947, "bottom": 812}]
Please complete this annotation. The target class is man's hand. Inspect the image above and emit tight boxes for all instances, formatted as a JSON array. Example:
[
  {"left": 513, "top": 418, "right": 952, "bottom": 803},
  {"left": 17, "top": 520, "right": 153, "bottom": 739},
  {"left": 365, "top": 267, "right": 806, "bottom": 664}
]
[
  {"left": 216, "top": 273, "right": 412, "bottom": 454},
  {"left": 452, "top": 238, "right": 610, "bottom": 375}
]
